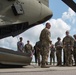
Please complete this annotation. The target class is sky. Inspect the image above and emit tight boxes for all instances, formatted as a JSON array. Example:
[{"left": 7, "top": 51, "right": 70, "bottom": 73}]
[{"left": 0, "top": 0, "right": 76, "bottom": 52}]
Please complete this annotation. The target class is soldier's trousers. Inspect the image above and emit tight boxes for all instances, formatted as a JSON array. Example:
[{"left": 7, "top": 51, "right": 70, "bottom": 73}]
[
  {"left": 56, "top": 49, "right": 62, "bottom": 66},
  {"left": 37, "top": 51, "right": 40, "bottom": 66},
  {"left": 73, "top": 48, "right": 76, "bottom": 65},
  {"left": 63, "top": 49, "right": 65, "bottom": 65},
  {"left": 64, "top": 48, "right": 72, "bottom": 66},
  {"left": 50, "top": 54, "right": 55, "bottom": 65},
  {"left": 41, "top": 46, "right": 49, "bottom": 66}
]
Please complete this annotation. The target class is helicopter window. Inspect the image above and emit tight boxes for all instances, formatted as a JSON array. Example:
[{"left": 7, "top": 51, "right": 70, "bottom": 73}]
[{"left": 11, "top": 1, "right": 24, "bottom": 16}]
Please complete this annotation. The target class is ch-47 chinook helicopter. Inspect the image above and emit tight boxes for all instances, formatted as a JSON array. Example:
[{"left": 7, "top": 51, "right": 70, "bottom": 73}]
[
  {"left": 0, "top": 0, "right": 75, "bottom": 67},
  {"left": 0, "top": 0, "right": 53, "bottom": 39},
  {"left": 0, "top": 0, "right": 75, "bottom": 39},
  {"left": 0, "top": 0, "right": 53, "bottom": 67}
]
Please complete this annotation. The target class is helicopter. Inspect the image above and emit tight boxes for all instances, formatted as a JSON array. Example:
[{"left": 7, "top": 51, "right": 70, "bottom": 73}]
[
  {"left": 0, "top": 0, "right": 53, "bottom": 39},
  {"left": 0, "top": 0, "right": 53, "bottom": 67},
  {"left": 0, "top": 0, "right": 75, "bottom": 67}
]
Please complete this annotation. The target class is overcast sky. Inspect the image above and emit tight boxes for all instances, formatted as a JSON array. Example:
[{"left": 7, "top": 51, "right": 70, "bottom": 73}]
[{"left": 0, "top": 0, "right": 76, "bottom": 51}]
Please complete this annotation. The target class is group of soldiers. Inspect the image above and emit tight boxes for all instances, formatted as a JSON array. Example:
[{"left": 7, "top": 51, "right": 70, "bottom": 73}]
[
  {"left": 54, "top": 31, "right": 76, "bottom": 66},
  {"left": 17, "top": 22, "right": 76, "bottom": 68},
  {"left": 17, "top": 37, "right": 33, "bottom": 56},
  {"left": 34, "top": 22, "right": 76, "bottom": 68}
]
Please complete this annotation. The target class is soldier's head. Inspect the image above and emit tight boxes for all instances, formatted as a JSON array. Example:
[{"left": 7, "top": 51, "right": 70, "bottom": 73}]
[
  {"left": 19, "top": 37, "right": 23, "bottom": 42},
  {"left": 57, "top": 37, "right": 61, "bottom": 41},
  {"left": 73, "top": 34, "right": 76, "bottom": 39},
  {"left": 51, "top": 44, "right": 54, "bottom": 48},
  {"left": 66, "top": 30, "right": 69, "bottom": 36},
  {"left": 27, "top": 40, "right": 30, "bottom": 44},
  {"left": 46, "top": 22, "right": 51, "bottom": 29}
]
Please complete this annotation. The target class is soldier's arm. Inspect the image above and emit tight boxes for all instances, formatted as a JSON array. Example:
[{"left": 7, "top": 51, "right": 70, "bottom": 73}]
[
  {"left": 62, "top": 38, "right": 64, "bottom": 45},
  {"left": 62, "top": 38, "right": 65, "bottom": 49},
  {"left": 55, "top": 42, "right": 57, "bottom": 49},
  {"left": 17, "top": 42, "right": 21, "bottom": 50},
  {"left": 46, "top": 29, "right": 51, "bottom": 42},
  {"left": 31, "top": 45, "right": 33, "bottom": 51},
  {"left": 70, "top": 36, "right": 74, "bottom": 48},
  {"left": 24, "top": 45, "right": 26, "bottom": 50}
]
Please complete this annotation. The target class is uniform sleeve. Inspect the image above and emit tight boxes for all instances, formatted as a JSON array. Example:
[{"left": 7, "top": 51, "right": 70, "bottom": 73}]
[
  {"left": 46, "top": 29, "right": 51, "bottom": 42},
  {"left": 70, "top": 36, "right": 74, "bottom": 46},
  {"left": 31, "top": 45, "right": 33, "bottom": 50},
  {"left": 17, "top": 42, "right": 20, "bottom": 49},
  {"left": 62, "top": 38, "right": 65, "bottom": 45},
  {"left": 24, "top": 44, "right": 26, "bottom": 50}
]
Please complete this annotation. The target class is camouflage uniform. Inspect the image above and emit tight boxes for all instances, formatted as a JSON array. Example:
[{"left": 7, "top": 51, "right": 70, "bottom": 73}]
[
  {"left": 40, "top": 28, "right": 51, "bottom": 66},
  {"left": 62, "top": 35, "right": 74, "bottom": 66},
  {"left": 55, "top": 41, "right": 62, "bottom": 66},
  {"left": 50, "top": 45, "right": 55, "bottom": 65},
  {"left": 73, "top": 35, "right": 76, "bottom": 65},
  {"left": 35, "top": 41, "right": 41, "bottom": 66},
  {"left": 24, "top": 43, "right": 33, "bottom": 54}
]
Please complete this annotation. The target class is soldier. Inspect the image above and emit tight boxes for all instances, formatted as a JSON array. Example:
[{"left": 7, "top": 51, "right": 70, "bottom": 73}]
[
  {"left": 73, "top": 34, "right": 76, "bottom": 66},
  {"left": 34, "top": 46, "right": 37, "bottom": 64},
  {"left": 62, "top": 31, "right": 74, "bottom": 66},
  {"left": 55, "top": 37, "right": 62, "bottom": 66},
  {"left": 39, "top": 22, "right": 51, "bottom": 68},
  {"left": 17, "top": 37, "right": 24, "bottom": 52},
  {"left": 34, "top": 41, "right": 41, "bottom": 66},
  {"left": 50, "top": 44, "right": 55, "bottom": 65},
  {"left": 24, "top": 40, "right": 33, "bottom": 55}
]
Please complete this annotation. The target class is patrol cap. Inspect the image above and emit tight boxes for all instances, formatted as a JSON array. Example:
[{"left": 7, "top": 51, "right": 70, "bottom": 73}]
[
  {"left": 20, "top": 37, "right": 22, "bottom": 39},
  {"left": 57, "top": 37, "right": 61, "bottom": 40},
  {"left": 66, "top": 30, "right": 69, "bottom": 33},
  {"left": 27, "top": 40, "right": 29, "bottom": 42}
]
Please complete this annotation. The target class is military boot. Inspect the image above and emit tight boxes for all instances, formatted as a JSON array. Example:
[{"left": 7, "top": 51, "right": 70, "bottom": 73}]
[
  {"left": 41, "top": 65, "right": 50, "bottom": 68},
  {"left": 46, "top": 62, "right": 48, "bottom": 65}
]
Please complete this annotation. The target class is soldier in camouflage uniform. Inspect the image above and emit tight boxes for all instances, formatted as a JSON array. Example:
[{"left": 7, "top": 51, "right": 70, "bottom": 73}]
[
  {"left": 34, "top": 41, "right": 41, "bottom": 66},
  {"left": 39, "top": 22, "right": 51, "bottom": 68},
  {"left": 55, "top": 37, "right": 62, "bottom": 66},
  {"left": 62, "top": 31, "right": 74, "bottom": 66},
  {"left": 24, "top": 40, "right": 33, "bottom": 55},
  {"left": 73, "top": 34, "right": 76, "bottom": 66},
  {"left": 50, "top": 44, "right": 55, "bottom": 65}
]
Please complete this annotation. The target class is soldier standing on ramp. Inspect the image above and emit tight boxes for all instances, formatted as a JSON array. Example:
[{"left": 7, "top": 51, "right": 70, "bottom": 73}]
[
  {"left": 24, "top": 40, "right": 33, "bottom": 57},
  {"left": 62, "top": 31, "right": 74, "bottom": 66},
  {"left": 34, "top": 41, "right": 41, "bottom": 66},
  {"left": 17, "top": 37, "right": 24, "bottom": 53},
  {"left": 50, "top": 44, "right": 56, "bottom": 65},
  {"left": 55, "top": 37, "right": 62, "bottom": 66},
  {"left": 39, "top": 22, "right": 51, "bottom": 68}
]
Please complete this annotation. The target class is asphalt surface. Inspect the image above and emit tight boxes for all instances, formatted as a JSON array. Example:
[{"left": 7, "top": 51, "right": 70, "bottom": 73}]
[{"left": 0, "top": 64, "right": 76, "bottom": 75}]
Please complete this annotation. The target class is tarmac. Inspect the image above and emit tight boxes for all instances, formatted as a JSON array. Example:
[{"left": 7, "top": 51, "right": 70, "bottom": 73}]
[{"left": 0, "top": 64, "right": 76, "bottom": 75}]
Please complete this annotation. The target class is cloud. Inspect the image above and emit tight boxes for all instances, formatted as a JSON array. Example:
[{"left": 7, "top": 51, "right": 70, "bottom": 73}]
[
  {"left": 0, "top": 37, "right": 18, "bottom": 50},
  {"left": 62, "top": 8, "right": 76, "bottom": 24}
]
